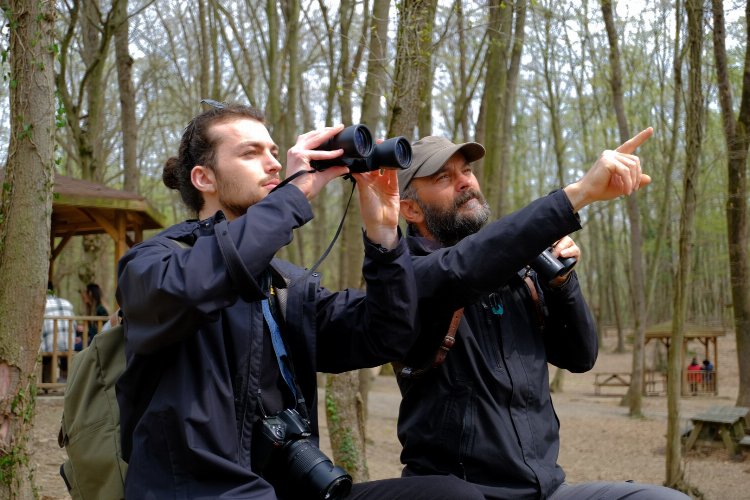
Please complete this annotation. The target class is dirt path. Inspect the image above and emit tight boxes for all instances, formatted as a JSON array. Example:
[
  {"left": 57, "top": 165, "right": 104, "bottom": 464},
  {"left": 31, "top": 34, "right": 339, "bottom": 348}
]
[{"left": 31, "top": 333, "right": 748, "bottom": 499}]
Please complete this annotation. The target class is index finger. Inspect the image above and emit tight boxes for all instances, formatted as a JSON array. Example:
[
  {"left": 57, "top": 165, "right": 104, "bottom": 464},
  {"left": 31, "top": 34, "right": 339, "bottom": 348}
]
[{"left": 615, "top": 127, "right": 653, "bottom": 154}]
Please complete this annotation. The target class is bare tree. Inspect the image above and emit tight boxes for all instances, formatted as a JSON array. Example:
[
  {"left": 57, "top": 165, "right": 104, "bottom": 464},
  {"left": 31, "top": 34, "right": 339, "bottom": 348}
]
[
  {"left": 711, "top": 0, "right": 750, "bottom": 407},
  {"left": 600, "top": 0, "right": 648, "bottom": 418},
  {"left": 665, "top": 0, "right": 703, "bottom": 491},
  {"left": 113, "top": 0, "right": 139, "bottom": 193},
  {"left": 324, "top": 0, "right": 372, "bottom": 482},
  {"left": 0, "top": 1, "right": 56, "bottom": 497},
  {"left": 357, "top": 0, "right": 392, "bottom": 428},
  {"left": 56, "top": 0, "right": 123, "bottom": 285},
  {"left": 475, "top": 0, "right": 527, "bottom": 215},
  {"left": 387, "top": 0, "right": 438, "bottom": 139}
]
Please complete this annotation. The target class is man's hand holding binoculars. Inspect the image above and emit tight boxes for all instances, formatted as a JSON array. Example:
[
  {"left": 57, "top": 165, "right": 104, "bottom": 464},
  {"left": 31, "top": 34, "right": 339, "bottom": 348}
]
[
  {"left": 284, "top": 123, "right": 411, "bottom": 250},
  {"left": 286, "top": 123, "right": 350, "bottom": 200}
]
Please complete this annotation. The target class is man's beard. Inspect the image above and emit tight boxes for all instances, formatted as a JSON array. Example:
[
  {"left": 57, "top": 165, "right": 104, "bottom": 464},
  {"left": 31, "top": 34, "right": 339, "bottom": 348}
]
[
  {"left": 417, "top": 189, "right": 491, "bottom": 246},
  {"left": 215, "top": 173, "right": 275, "bottom": 219}
]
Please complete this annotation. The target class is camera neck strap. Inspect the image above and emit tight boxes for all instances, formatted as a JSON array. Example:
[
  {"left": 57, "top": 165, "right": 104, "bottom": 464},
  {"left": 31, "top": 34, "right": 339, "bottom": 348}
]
[{"left": 261, "top": 286, "right": 299, "bottom": 404}]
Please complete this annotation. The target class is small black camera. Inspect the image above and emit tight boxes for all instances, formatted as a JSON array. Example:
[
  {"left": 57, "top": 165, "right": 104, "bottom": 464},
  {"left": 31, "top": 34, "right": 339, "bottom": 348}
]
[
  {"left": 310, "top": 124, "right": 412, "bottom": 173},
  {"left": 253, "top": 408, "right": 352, "bottom": 500},
  {"left": 530, "top": 248, "right": 577, "bottom": 284}
]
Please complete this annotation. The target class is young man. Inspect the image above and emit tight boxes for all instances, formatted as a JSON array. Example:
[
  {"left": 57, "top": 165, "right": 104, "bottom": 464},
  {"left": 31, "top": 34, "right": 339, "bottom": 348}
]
[
  {"left": 116, "top": 103, "right": 483, "bottom": 500},
  {"left": 395, "top": 131, "right": 689, "bottom": 499}
]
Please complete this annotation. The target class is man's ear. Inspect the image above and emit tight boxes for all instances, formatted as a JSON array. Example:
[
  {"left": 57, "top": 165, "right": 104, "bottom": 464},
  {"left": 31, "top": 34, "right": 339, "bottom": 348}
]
[
  {"left": 400, "top": 198, "right": 424, "bottom": 225},
  {"left": 191, "top": 165, "right": 217, "bottom": 194}
]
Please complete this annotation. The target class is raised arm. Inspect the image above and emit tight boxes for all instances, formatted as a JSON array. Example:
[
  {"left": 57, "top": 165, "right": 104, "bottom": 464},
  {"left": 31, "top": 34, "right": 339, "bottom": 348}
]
[{"left": 563, "top": 127, "right": 653, "bottom": 212}]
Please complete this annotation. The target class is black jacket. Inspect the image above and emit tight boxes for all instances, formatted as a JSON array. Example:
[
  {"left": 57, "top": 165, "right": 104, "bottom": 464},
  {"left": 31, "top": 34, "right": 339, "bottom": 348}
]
[
  {"left": 397, "top": 189, "right": 597, "bottom": 500},
  {"left": 116, "top": 185, "right": 417, "bottom": 499}
]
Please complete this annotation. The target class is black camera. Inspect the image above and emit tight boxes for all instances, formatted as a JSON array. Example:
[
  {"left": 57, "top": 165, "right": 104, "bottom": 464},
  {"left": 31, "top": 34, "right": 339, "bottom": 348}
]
[
  {"left": 253, "top": 408, "right": 352, "bottom": 500},
  {"left": 530, "top": 248, "right": 577, "bottom": 284},
  {"left": 310, "top": 124, "right": 412, "bottom": 173}
]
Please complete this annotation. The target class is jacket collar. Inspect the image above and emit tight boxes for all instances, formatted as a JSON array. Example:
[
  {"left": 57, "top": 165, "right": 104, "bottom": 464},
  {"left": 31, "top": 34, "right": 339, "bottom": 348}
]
[{"left": 405, "top": 224, "right": 446, "bottom": 256}]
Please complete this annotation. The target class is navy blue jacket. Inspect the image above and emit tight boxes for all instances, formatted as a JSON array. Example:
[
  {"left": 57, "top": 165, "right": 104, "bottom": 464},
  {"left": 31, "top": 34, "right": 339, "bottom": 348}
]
[
  {"left": 116, "top": 185, "right": 417, "bottom": 499},
  {"left": 397, "top": 189, "right": 597, "bottom": 500}
]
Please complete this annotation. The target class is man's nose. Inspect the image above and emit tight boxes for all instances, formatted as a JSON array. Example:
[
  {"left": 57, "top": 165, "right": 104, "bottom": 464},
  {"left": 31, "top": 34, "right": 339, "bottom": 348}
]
[
  {"left": 456, "top": 171, "right": 473, "bottom": 191},
  {"left": 266, "top": 154, "right": 282, "bottom": 172}
]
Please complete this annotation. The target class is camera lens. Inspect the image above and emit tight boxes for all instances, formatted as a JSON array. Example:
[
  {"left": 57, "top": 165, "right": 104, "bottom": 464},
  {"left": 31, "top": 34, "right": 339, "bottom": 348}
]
[
  {"left": 283, "top": 439, "right": 352, "bottom": 500},
  {"left": 322, "top": 475, "right": 352, "bottom": 500}
]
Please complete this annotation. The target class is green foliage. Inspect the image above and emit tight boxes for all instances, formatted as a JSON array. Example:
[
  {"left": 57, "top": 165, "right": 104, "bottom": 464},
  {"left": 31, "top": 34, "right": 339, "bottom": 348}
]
[
  {"left": 16, "top": 122, "right": 32, "bottom": 141},
  {"left": 54, "top": 92, "right": 66, "bottom": 129}
]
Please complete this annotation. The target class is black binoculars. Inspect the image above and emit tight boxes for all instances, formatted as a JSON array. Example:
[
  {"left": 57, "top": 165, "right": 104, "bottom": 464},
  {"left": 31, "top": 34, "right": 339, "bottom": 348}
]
[{"left": 310, "top": 124, "right": 412, "bottom": 173}]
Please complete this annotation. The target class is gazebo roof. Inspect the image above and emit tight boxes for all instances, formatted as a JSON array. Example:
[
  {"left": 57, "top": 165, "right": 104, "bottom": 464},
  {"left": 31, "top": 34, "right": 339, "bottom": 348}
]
[
  {"left": 645, "top": 321, "right": 728, "bottom": 340},
  {"left": 52, "top": 175, "right": 165, "bottom": 237},
  {"left": 45, "top": 174, "right": 166, "bottom": 285}
]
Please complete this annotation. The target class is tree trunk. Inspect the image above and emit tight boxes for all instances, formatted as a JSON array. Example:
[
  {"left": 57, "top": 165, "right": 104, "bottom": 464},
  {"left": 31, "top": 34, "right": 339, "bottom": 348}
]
[
  {"left": 600, "top": 0, "right": 647, "bottom": 418},
  {"left": 476, "top": 0, "right": 526, "bottom": 215},
  {"left": 113, "top": 0, "right": 139, "bottom": 193},
  {"left": 198, "top": 0, "right": 210, "bottom": 100},
  {"left": 646, "top": 0, "right": 683, "bottom": 317},
  {"left": 711, "top": 0, "right": 750, "bottom": 408},
  {"left": 549, "top": 368, "right": 565, "bottom": 393},
  {"left": 666, "top": 0, "right": 703, "bottom": 490},
  {"left": 325, "top": 372, "right": 368, "bottom": 482},
  {"left": 0, "top": 1, "right": 56, "bottom": 497},
  {"left": 280, "top": 0, "right": 301, "bottom": 156},
  {"left": 265, "top": 0, "right": 281, "bottom": 134},
  {"left": 361, "top": 0, "right": 390, "bottom": 136},
  {"left": 56, "top": 0, "right": 116, "bottom": 287},
  {"left": 387, "top": 0, "right": 437, "bottom": 139},
  {"left": 357, "top": 0, "right": 392, "bottom": 426},
  {"left": 325, "top": 0, "right": 372, "bottom": 481}
]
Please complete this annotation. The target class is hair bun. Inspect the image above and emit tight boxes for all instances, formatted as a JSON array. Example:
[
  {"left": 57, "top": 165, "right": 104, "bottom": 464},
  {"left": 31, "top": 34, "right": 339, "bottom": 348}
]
[{"left": 162, "top": 157, "right": 181, "bottom": 190}]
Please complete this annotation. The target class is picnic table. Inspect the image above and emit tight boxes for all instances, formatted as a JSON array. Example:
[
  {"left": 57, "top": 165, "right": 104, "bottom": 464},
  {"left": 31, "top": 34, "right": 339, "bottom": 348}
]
[
  {"left": 684, "top": 405, "right": 749, "bottom": 457},
  {"left": 593, "top": 371, "right": 668, "bottom": 396},
  {"left": 593, "top": 372, "right": 631, "bottom": 395}
]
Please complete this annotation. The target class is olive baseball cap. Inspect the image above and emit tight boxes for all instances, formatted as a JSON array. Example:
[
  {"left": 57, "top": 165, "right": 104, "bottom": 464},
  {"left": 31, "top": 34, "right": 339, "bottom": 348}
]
[{"left": 397, "top": 136, "right": 485, "bottom": 195}]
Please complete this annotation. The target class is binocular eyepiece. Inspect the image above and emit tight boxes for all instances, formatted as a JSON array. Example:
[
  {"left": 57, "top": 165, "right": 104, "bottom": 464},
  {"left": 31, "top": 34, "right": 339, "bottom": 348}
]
[{"left": 310, "top": 124, "right": 412, "bottom": 173}]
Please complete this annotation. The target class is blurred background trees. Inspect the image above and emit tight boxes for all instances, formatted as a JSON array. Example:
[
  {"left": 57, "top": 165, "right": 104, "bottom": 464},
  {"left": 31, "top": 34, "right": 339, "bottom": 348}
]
[{"left": 1, "top": 0, "right": 749, "bottom": 494}]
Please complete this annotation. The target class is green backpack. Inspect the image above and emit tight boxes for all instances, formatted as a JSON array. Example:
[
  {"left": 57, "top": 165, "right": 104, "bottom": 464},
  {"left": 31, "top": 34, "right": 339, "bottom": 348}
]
[
  {"left": 57, "top": 240, "right": 192, "bottom": 498},
  {"left": 58, "top": 323, "right": 127, "bottom": 499}
]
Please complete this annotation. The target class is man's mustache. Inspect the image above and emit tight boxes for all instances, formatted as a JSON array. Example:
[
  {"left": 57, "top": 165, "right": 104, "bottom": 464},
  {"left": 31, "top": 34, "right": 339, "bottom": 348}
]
[{"left": 453, "top": 189, "right": 484, "bottom": 209}]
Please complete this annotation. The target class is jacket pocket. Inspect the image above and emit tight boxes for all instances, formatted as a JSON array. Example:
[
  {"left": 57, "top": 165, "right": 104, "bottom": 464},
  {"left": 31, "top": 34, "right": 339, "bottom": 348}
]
[{"left": 436, "top": 384, "right": 474, "bottom": 463}]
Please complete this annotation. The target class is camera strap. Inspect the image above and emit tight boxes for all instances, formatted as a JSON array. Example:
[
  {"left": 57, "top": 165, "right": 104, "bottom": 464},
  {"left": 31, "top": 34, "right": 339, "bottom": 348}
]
[
  {"left": 261, "top": 283, "right": 299, "bottom": 403},
  {"left": 522, "top": 269, "right": 546, "bottom": 331}
]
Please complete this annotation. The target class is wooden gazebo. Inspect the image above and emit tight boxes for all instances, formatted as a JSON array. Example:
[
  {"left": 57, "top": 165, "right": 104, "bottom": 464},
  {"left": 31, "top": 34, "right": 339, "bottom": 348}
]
[
  {"left": 50, "top": 175, "right": 166, "bottom": 282},
  {"left": 645, "top": 321, "right": 729, "bottom": 396}
]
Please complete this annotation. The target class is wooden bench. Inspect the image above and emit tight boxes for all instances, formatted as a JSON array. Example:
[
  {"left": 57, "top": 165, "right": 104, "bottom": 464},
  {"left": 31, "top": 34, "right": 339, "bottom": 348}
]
[
  {"left": 684, "top": 405, "right": 749, "bottom": 457},
  {"left": 593, "top": 372, "right": 631, "bottom": 395},
  {"left": 740, "top": 435, "right": 750, "bottom": 448}
]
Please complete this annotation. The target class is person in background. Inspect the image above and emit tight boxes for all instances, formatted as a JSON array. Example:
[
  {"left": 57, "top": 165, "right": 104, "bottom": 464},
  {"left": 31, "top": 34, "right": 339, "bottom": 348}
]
[
  {"left": 80, "top": 283, "right": 109, "bottom": 347},
  {"left": 701, "top": 358, "right": 714, "bottom": 392},
  {"left": 41, "top": 281, "right": 77, "bottom": 382},
  {"left": 394, "top": 131, "right": 689, "bottom": 499},
  {"left": 687, "top": 357, "right": 702, "bottom": 395}
]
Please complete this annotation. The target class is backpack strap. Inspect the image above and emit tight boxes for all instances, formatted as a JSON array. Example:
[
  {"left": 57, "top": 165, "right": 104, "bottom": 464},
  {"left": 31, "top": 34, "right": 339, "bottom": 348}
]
[
  {"left": 395, "top": 269, "right": 547, "bottom": 379},
  {"left": 393, "top": 308, "right": 464, "bottom": 379}
]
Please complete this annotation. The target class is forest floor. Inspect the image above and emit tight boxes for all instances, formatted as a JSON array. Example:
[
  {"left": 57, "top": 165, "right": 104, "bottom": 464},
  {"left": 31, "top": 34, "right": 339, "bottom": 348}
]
[{"left": 31, "top": 331, "right": 748, "bottom": 500}]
